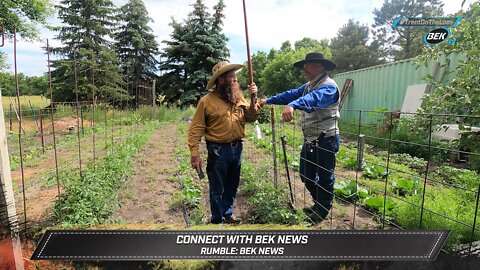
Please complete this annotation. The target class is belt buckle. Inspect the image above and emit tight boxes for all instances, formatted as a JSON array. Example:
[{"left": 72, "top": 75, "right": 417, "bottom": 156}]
[{"left": 230, "top": 141, "right": 237, "bottom": 148}]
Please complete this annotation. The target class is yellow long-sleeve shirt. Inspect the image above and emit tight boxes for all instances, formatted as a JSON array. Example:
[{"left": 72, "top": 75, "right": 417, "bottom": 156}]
[{"left": 188, "top": 91, "right": 261, "bottom": 157}]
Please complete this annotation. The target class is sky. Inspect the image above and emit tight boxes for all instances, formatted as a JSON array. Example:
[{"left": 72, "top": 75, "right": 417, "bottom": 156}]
[{"left": 0, "top": 0, "right": 473, "bottom": 77}]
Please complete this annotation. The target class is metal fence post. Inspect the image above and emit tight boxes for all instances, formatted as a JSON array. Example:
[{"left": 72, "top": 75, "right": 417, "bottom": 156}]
[
  {"left": 357, "top": 134, "right": 365, "bottom": 170},
  {"left": 271, "top": 107, "right": 278, "bottom": 187},
  {"left": 419, "top": 114, "right": 434, "bottom": 228}
]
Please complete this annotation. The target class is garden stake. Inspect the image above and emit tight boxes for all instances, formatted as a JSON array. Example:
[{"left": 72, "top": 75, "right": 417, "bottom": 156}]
[
  {"left": 39, "top": 109, "right": 44, "bottom": 153},
  {"left": 73, "top": 50, "right": 82, "bottom": 177},
  {"left": 9, "top": 103, "right": 12, "bottom": 132},
  {"left": 242, "top": 0, "right": 257, "bottom": 108},
  {"left": 47, "top": 39, "right": 62, "bottom": 221},
  {"left": 271, "top": 107, "right": 278, "bottom": 187},
  {"left": 14, "top": 29, "right": 28, "bottom": 232},
  {"left": 281, "top": 135, "right": 295, "bottom": 207}
]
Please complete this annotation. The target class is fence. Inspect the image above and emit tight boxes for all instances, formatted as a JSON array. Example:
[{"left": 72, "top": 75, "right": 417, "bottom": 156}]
[
  {"left": 0, "top": 101, "right": 185, "bottom": 233},
  {"left": 252, "top": 106, "right": 480, "bottom": 254}
]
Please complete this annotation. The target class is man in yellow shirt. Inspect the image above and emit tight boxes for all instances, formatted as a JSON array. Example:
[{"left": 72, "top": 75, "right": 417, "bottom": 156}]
[{"left": 188, "top": 60, "right": 260, "bottom": 224}]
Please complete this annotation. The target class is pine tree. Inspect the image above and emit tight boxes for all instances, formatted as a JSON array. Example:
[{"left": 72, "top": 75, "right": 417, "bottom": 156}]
[
  {"left": 115, "top": 0, "right": 159, "bottom": 105},
  {"left": 331, "top": 19, "right": 385, "bottom": 73},
  {"left": 159, "top": 0, "right": 230, "bottom": 107},
  {"left": 50, "top": 0, "right": 128, "bottom": 104}
]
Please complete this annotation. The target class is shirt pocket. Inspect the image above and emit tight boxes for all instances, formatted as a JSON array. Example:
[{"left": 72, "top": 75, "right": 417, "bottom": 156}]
[
  {"left": 207, "top": 106, "right": 229, "bottom": 124},
  {"left": 234, "top": 105, "right": 246, "bottom": 124}
]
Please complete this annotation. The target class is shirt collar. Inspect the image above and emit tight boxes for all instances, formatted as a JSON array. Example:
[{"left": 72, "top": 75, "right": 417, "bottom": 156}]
[{"left": 307, "top": 72, "right": 328, "bottom": 88}]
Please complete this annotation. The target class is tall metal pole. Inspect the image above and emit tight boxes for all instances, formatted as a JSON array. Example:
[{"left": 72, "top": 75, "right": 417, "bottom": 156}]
[
  {"left": 73, "top": 50, "right": 82, "bottom": 177},
  {"left": 14, "top": 29, "right": 27, "bottom": 233},
  {"left": 47, "top": 39, "right": 61, "bottom": 221},
  {"left": 242, "top": 0, "right": 257, "bottom": 106}
]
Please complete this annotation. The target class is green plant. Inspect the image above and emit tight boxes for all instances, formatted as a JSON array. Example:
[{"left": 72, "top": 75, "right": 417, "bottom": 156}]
[
  {"left": 390, "top": 153, "right": 427, "bottom": 174},
  {"left": 363, "top": 163, "right": 390, "bottom": 179},
  {"left": 432, "top": 166, "right": 480, "bottom": 190},
  {"left": 248, "top": 182, "right": 302, "bottom": 224},
  {"left": 342, "top": 156, "right": 360, "bottom": 170},
  {"left": 52, "top": 122, "right": 155, "bottom": 227},
  {"left": 180, "top": 176, "right": 202, "bottom": 209},
  {"left": 334, "top": 180, "right": 368, "bottom": 201},
  {"left": 459, "top": 131, "right": 480, "bottom": 172},
  {"left": 391, "top": 178, "right": 417, "bottom": 197},
  {"left": 393, "top": 187, "right": 480, "bottom": 249},
  {"left": 363, "top": 196, "right": 395, "bottom": 216}
]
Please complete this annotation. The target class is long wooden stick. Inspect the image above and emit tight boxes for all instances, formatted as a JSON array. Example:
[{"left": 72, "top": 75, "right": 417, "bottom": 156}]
[{"left": 242, "top": 0, "right": 257, "bottom": 105}]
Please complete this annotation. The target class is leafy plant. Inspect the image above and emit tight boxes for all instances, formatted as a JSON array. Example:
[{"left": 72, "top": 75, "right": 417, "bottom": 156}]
[
  {"left": 390, "top": 153, "right": 427, "bottom": 174},
  {"left": 248, "top": 182, "right": 303, "bottom": 225},
  {"left": 432, "top": 165, "right": 480, "bottom": 190},
  {"left": 334, "top": 180, "right": 368, "bottom": 201},
  {"left": 392, "top": 178, "right": 417, "bottom": 196},
  {"left": 363, "top": 164, "right": 390, "bottom": 179},
  {"left": 363, "top": 196, "right": 395, "bottom": 216},
  {"left": 52, "top": 122, "right": 155, "bottom": 226},
  {"left": 180, "top": 176, "right": 202, "bottom": 209},
  {"left": 393, "top": 187, "right": 480, "bottom": 249}
]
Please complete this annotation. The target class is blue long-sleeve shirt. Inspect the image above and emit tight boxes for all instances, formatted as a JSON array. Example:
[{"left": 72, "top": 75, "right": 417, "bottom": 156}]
[{"left": 266, "top": 80, "right": 339, "bottom": 113}]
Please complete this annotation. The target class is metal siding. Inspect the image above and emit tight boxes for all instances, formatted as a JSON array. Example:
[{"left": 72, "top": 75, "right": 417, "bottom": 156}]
[{"left": 334, "top": 53, "right": 463, "bottom": 122}]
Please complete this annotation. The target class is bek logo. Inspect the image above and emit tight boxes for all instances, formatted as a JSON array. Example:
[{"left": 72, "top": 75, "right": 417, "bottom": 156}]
[{"left": 424, "top": 28, "right": 449, "bottom": 45}]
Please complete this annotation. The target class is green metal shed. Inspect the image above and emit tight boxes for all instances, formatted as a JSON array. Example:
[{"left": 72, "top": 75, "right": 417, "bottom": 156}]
[{"left": 334, "top": 53, "right": 465, "bottom": 123}]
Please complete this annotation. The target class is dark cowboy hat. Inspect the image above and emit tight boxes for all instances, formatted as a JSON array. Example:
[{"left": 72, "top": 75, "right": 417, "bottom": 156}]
[{"left": 293, "top": 52, "right": 336, "bottom": 70}]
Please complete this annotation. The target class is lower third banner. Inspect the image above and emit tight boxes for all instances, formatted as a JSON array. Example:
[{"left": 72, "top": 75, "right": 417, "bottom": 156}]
[{"left": 31, "top": 230, "right": 449, "bottom": 261}]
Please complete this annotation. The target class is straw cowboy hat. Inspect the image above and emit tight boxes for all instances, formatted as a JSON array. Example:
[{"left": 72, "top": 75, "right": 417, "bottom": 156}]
[
  {"left": 206, "top": 61, "right": 244, "bottom": 89},
  {"left": 293, "top": 52, "right": 336, "bottom": 71}
]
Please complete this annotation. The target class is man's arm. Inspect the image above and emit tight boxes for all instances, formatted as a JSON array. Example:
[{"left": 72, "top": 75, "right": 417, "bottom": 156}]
[
  {"left": 188, "top": 99, "right": 207, "bottom": 169},
  {"left": 264, "top": 84, "right": 306, "bottom": 105},
  {"left": 287, "top": 83, "right": 339, "bottom": 113}
]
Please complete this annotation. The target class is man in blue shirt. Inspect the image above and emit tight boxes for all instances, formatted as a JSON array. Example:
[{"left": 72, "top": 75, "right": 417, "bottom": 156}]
[{"left": 259, "top": 52, "right": 341, "bottom": 224}]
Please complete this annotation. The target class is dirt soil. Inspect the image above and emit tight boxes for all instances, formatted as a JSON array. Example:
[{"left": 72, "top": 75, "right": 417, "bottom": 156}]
[{"left": 114, "top": 122, "right": 185, "bottom": 226}]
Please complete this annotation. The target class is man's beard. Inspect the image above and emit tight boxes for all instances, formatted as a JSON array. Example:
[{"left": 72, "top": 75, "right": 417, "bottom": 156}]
[{"left": 218, "top": 82, "right": 244, "bottom": 105}]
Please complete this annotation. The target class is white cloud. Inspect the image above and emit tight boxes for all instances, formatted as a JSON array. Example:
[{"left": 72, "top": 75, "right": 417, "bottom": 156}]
[{"left": 0, "top": 0, "right": 472, "bottom": 76}]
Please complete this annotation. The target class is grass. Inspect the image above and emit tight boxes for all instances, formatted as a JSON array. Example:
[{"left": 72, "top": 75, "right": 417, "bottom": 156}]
[{"left": 1, "top": 95, "right": 50, "bottom": 108}]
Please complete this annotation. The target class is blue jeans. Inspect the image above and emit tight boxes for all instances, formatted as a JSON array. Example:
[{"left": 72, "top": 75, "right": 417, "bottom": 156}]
[
  {"left": 299, "top": 135, "right": 340, "bottom": 218},
  {"left": 206, "top": 140, "right": 243, "bottom": 224}
]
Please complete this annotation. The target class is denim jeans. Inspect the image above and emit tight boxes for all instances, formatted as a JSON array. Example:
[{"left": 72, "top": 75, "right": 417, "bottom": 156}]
[
  {"left": 299, "top": 135, "right": 340, "bottom": 218},
  {"left": 206, "top": 140, "right": 243, "bottom": 224}
]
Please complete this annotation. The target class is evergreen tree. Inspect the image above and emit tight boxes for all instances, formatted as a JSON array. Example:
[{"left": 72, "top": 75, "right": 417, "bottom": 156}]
[
  {"left": 159, "top": 0, "right": 229, "bottom": 107},
  {"left": 115, "top": 0, "right": 159, "bottom": 105},
  {"left": 331, "top": 19, "right": 385, "bottom": 73},
  {"left": 372, "top": 0, "right": 444, "bottom": 61},
  {"left": 50, "top": 0, "right": 128, "bottom": 104}
]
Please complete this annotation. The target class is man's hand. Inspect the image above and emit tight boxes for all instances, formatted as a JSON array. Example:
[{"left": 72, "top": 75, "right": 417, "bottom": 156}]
[
  {"left": 191, "top": 156, "right": 202, "bottom": 171},
  {"left": 248, "top": 82, "right": 258, "bottom": 98},
  {"left": 282, "top": 105, "right": 294, "bottom": 122},
  {"left": 259, "top": 99, "right": 267, "bottom": 107}
]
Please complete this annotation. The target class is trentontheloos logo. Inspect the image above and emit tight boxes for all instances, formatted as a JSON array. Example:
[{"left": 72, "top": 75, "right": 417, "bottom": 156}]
[{"left": 391, "top": 16, "right": 462, "bottom": 45}]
